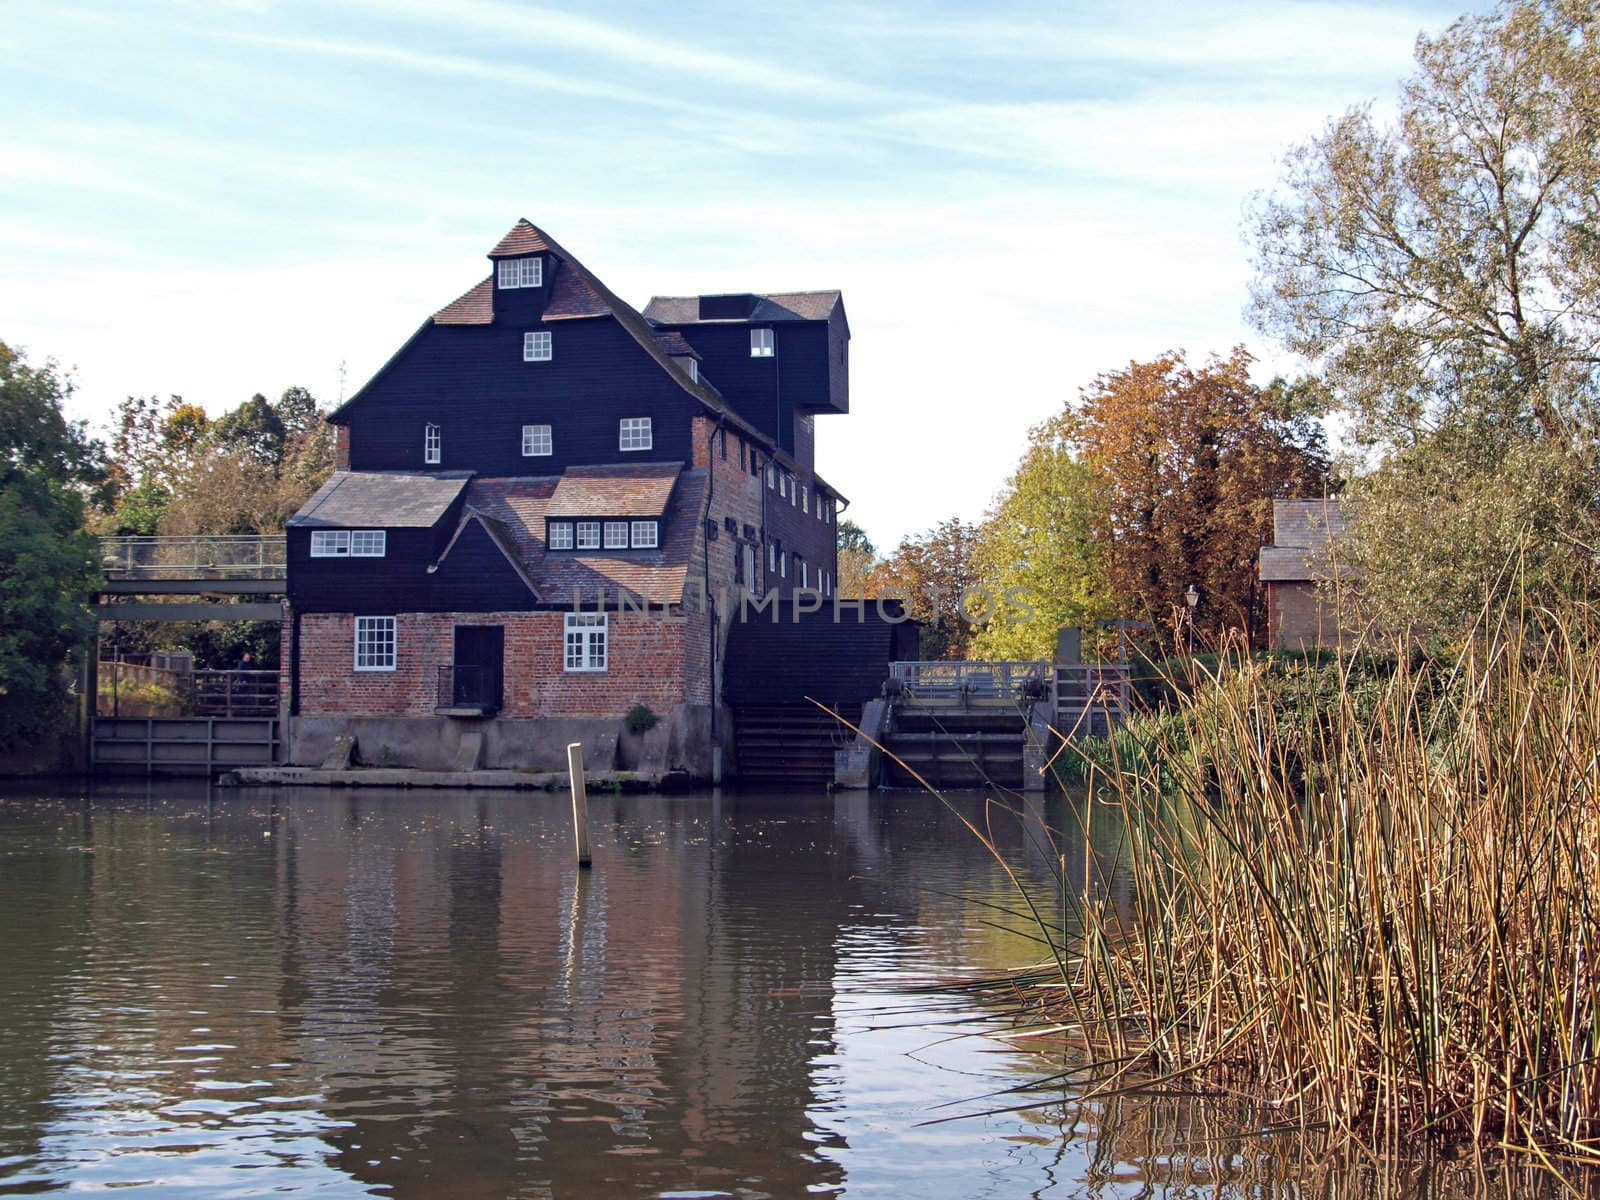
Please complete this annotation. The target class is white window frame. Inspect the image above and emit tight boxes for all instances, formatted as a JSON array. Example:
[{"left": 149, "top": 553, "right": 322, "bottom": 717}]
[
  {"left": 498, "top": 257, "right": 543, "bottom": 289},
  {"left": 789, "top": 480, "right": 797, "bottom": 508},
  {"left": 802, "top": 486, "right": 809, "bottom": 514},
  {"left": 778, "top": 474, "right": 787, "bottom": 499},
  {"left": 750, "top": 327, "right": 774, "bottom": 357},
  {"left": 564, "top": 612, "right": 607, "bottom": 673},
  {"left": 310, "top": 530, "right": 349, "bottom": 557},
  {"left": 766, "top": 466, "right": 776, "bottom": 491},
  {"left": 424, "top": 423, "right": 440, "bottom": 464},
  {"left": 743, "top": 544, "right": 757, "bottom": 595},
  {"left": 575, "top": 520, "right": 601, "bottom": 550},
  {"left": 800, "top": 560, "right": 808, "bottom": 588},
  {"left": 353, "top": 616, "right": 396, "bottom": 672},
  {"left": 603, "top": 520, "right": 629, "bottom": 549},
  {"left": 619, "top": 417, "right": 652, "bottom": 452},
  {"left": 767, "top": 543, "right": 777, "bottom": 571},
  {"left": 524, "top": 330, "right": 552, "bottom": 362},
  {"left": 521, "top": 423, "right": 552, "bottom": 456},
  {"left": 548, "top": 521, "right": 573, "bottom": 550},
  {"left": 630, "top": 520, "right": 658, "bottom": 549},
  {"left": 348, "top": 530, "right": 386, "bottom": 557},
  {"left": 780, "top": 553, "right": 788, "bottom": 579}
]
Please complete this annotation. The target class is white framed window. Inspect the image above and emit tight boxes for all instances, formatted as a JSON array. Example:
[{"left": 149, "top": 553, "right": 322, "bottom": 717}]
[
  {"left": 789, "top": 481, "right": 797, "bottom": 508},
  {"left": 619, "top": 417, "right": 652, "bottom": 451},
  {"left": 604, "top": 520, "right": 629, "bottom": 549},
  {"left": 576, "top": 520, "right": 601, "bottom": 549},
  {"left": 780, "top": 553, "right": 788, "bottom": 579},
  {"left": 354, "top": 616, "right": 396, "bottom": 672},
  {"left": 800, "top": 560, "right": 808, "bottom": 588},
  {"left": 631, "top": 520, "right": 658, "bottom": 549},
  {"left": 310, "top": 530, "right": 349, "bottom": 557},
  {"left": 498, "top": 257, "right": 543, "bottom": 288},
  {"left": 524, "top": 331, "right": 552, "bottom": 362},
  {"left": 802, "top": 487, "right": 809, "bottom": 514},
  {"left": 766, "top": 466, "right": 776, "bottom": 491},
  {"left": 750, "top": 327, "right": 774, "bottom": 357},
  {"left": 522, "top": 423, "right": 552, "bottom": 456},
  {"left": 743, "top": 544, "right": 757, "bottom": 595},
  {"left": 548, "top": 521, "right": 573, "bottom": 550},
  {"left": 767, "top": 544, "right": 777, "bottom": 571},
  {"left": 564, "top": 612, "right": 607, "bottom": 672},
  {"left": 685, "top": 359, "right": 699, "bottom": 382},
  {"left": 778, "top": 474, "right": 787, "bottom": 499},
  {"left": 424, "top": 423, "right": 441, "bottom": 464},
  {"left": 348, "top": 530, "right": 386, "bottom": 557}
]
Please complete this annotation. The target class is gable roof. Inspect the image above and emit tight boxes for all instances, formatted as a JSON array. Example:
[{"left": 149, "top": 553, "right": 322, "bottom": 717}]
[
  {"left": 489, "top": 219, "right": 551, "bottom": 257},
  {"left": 287, "top": 470, "right": 471, "bottom": 528},
  {"left": 642, "top": 291, "right": 843, "bottom": 325},
  {"left": 434, "top": 507, "right": 542, "bottom": 600},
  {"left": 546, "top": 463, "right": 680, "bottom": 518},
  {"left": 331, "top": 218, "right": 773, "bottom": 449}
]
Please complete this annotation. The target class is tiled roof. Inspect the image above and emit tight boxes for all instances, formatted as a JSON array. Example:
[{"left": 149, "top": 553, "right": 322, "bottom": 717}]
[
  {"left": 465, "top": 469, "right": 705, "bottom": 606},
  {"left": 650, "top": 330, "right": 700, "bottom": 359},
  {"left": 642, "top": 290, "right": 842, "bottom": 324},
  {"left": 541, "top": 265, "right": 611, "bottom": 320},
  {"left": 1259, "top": 499, "right": 1356, "bottom": 583},
  {"left": 435, "top": 507, "right": 542, "bottom": 599},
  {"left": 489, "top": 218, "right": 551, "bottom": 257},
  {"left": 288, "top": 471, "right": 471, "bottom": 528},
  {"left": 433, "top": 277, "right": 493, "bottom": 325},
  {"left": 546, "top": 463, "right": 681, "bottom": 518}
]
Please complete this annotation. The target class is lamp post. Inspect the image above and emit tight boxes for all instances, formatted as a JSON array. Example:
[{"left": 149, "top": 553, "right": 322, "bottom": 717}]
[{"left": 1184, "top": 584, "right": 1199, "bottom": 657}]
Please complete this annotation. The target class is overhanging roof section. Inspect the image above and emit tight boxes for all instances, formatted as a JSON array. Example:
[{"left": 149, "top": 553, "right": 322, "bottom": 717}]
[
  {"left": 1259, "top": 499, "right": 1355, "bottom": 583},
  {"left": 642, "top": 291, "right": 844, "bottom": 325},
  {"left": 545, "top": 463, "right": 680, "bottom": 518},
  {"left": 288, "top": 471, "right": 472, "bottom": 529}
]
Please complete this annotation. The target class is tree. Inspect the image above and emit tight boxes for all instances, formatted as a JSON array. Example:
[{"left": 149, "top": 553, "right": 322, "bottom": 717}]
[
  {"left": 835, "top": 518, "right": 878, "bottom": 598},
  {"left": 1069, "top": 349, "right": 1331, "bottom": 644},
  {"left": 0, "top": 341, "right": 103, "bottom": 748},
  {"left": 868, "top": 517, "right": 984, "bottom": 659},
  {"left": 97, "top": 394, "right": 209, "bottom": 534},
  {"left": 1249, "top": 0, "right": 1600, "bottom": 451},
  {"left": 971, "top": 412, "right": 1114, "bottom": 660}
]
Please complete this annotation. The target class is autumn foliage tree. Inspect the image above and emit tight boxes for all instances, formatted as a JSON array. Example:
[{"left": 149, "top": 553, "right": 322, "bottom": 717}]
[
  {"left": 867, "top": 517, "right": 983, "bottom": 660},
  {"left": 1069, "top": 348, "right": 1331, "bottom": 645}
]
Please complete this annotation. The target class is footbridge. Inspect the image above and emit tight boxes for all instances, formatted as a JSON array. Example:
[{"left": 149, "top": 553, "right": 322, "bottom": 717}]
[{"left": 89, "top": 535, "right": 287, "bottom": 775}]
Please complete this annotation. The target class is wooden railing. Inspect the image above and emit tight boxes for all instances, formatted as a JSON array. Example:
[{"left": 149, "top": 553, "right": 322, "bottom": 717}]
[
  {"left": 191, "top": 670, "right": 280, "bottom": 717},
  {"left": 100, "top": 535, "right": 287, "bottom": 581}
]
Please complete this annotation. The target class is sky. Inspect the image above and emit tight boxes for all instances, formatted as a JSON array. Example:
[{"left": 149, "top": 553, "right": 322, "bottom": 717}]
[{"left": 2, "top": 0, "right": 1476, "bottom": 549}]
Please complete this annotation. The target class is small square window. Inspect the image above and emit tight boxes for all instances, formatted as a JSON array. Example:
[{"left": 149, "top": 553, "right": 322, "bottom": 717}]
[
  {"left": 349, "top": 530, "right": 386, "bottom": 557},
  {"left": 354, "top": 616, "right": 396, "bottom": 672},
  {"left": 311, "top": 530, "right": 349, "bottom": 557},
  {"left": 524, "top": 331, "right": 552, "bottom": 362},
  {"left": 424, "top": 423, "right": 441, "bottom": 464},
  {"left": 548, "top": 521, "right": 573, "bottom": 550},
  {"left": 576, "top": 521, "right": 601, "bottom": 549},
  {"left": 778, "top": 474, "right": 787, "bottom": 498},
  {"left": 522, "top": 424, "right": 552, "bottom": 456},
  {"left": 750, "top": 328, "right": 774, "bottom": 357},
  {"left": 619, "top": 417, "right": 652, "bottom": 451},
  {"left": 604, "top": 520, "right": 629, "bottom": 549},
  {"left": 631, "top": 520, "right": 658, "bottom": 549},
  {"left": 565, "top": 612, "right": 607, "bottom": 672}
]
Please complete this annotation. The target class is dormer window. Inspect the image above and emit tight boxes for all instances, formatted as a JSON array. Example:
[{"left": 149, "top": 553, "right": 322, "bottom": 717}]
[
  {"left": 424, "top": 423, "right": 441, "bottom": 464},
  {"left": 498, "top": 257, "right": 543, "bottom": 289},
  {"left": 524, "top": 331, "right": 552, "bottom": 362},
  {"left": 750, "top": 328, "right": 774, "bottom": 357}
]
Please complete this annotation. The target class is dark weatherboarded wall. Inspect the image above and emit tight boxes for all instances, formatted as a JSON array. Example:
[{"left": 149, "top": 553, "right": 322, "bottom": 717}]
[{"left": 723, "top": 605, "right": 917, "bottom": 706}]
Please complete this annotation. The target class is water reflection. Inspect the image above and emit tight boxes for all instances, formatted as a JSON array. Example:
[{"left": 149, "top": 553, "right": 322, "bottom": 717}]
[{"left": 0, "top": 783, "right": 1567, "bottom": 1198}]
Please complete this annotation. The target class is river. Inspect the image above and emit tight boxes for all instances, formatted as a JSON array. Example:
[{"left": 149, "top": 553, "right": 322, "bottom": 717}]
[{"left": 0, "top": 783, "right": 1559, "bottom": 1198}]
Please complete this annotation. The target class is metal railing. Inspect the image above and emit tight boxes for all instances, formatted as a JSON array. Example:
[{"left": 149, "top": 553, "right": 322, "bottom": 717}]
[
  {"left": 100, "top": 535, "right": 287, "bottom": 581},
  {"left": 890, "top": 660, "right": 1053, "bottom": 700},
  {"left": 436, "top": 665, "right": 500, "bottom": 712},
  {"left": 889, "top": 660, "right": 1132, "bottom": 728}
]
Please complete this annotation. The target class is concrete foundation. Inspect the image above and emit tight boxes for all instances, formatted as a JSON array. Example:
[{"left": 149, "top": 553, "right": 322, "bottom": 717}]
[{"left": 289, "top": 702, "right": 721, "bottom": 781}]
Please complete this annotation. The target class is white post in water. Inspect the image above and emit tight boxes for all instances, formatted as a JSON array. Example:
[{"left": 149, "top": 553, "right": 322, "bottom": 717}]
[{"left": 566, "top": 741, "right": 592, "bottom": 869}]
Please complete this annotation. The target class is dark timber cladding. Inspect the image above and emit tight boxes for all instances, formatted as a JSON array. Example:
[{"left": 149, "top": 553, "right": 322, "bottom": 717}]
[{"left": 723, "top": 605, "right": 918, "bottom": 708}]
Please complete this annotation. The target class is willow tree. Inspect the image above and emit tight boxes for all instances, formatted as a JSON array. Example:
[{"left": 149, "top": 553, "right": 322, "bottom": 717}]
[
  {"left": 1251, "top": 0, "right": 1600, "bottom": 448},
  {"left": 1249, "top": 0, "right": 1600, "bottom": 632}
]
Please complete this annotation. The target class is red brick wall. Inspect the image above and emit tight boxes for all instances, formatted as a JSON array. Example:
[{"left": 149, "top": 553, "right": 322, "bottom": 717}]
[
  {"left": 334, "top": 425, "right": 350, "bottom": 470},
  {"left": 690, "top": 417, "right": 770, "bottom": 705},
  {"left": 297, "top": 609, "right": 687, "bottom": 719}
]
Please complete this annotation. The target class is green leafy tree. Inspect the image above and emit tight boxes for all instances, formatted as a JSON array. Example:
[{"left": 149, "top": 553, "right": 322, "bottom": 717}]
[
  {"left": 835, "top": 518, "right": 877, "bottom": 598},
  {"left": 1250, "top": 0, "right": 1600, "bottom": 450},
  {"left": 0, "top": 342, "right": 103, "bottom": 748},
  {"left": 971, "top": 412, "right": 1114, "bottom": 660}
]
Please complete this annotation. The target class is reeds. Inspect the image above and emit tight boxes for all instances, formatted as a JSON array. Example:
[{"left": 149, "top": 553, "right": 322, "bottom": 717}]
[{"left": 1036, "top": 604, "right": 1600, "bottom": 1162}]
